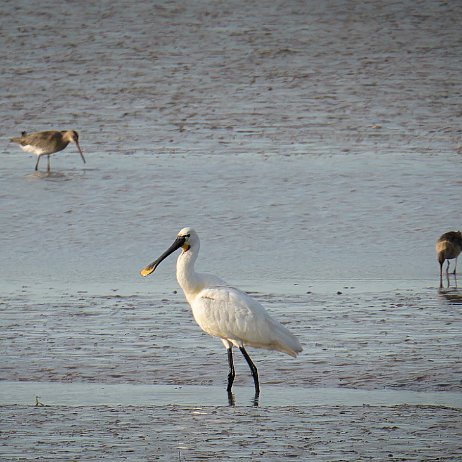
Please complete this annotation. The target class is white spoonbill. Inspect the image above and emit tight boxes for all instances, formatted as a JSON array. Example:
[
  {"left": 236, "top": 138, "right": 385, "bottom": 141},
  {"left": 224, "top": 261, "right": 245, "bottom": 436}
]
[{"left": 140, "top": 227, "right": 303, "bottom": 395}]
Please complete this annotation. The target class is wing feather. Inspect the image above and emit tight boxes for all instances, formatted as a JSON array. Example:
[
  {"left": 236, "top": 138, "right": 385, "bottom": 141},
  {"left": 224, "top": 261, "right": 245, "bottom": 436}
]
[{"left": 191, "top": 286, "right": 302, "bottom": 356}]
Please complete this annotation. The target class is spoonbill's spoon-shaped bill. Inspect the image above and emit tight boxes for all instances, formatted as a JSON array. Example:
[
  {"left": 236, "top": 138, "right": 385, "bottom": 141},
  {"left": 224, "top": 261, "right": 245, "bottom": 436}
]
[
  {"left": 140, "top": 236, "right": 188, "bottom": 277},
  {"left": 140, "top": 227, "right": 302, "bottom": 396}
]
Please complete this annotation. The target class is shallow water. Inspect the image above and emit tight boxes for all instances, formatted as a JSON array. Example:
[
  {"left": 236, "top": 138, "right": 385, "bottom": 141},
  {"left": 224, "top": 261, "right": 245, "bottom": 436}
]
[
  {"left": 1, "top": 381, "right": 461, "bottom": 408},
  {"left": 1, "top": 0, "right": 462, "bottom": 460}
]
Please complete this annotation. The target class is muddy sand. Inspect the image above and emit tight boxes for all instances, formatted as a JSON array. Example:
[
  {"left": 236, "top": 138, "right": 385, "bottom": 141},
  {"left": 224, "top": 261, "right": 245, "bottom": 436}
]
[{"left": 1, "top": 0, "right": 462, "bottom": 460}]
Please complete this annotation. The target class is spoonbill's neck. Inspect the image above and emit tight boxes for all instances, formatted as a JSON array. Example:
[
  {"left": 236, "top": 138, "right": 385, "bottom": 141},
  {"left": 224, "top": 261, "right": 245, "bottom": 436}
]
[{"left": 176, "top": 246, "right": 204, "bottom": 304}]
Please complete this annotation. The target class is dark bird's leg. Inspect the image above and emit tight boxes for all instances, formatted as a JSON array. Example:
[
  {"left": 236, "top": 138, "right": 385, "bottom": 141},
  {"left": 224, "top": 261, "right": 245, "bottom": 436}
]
[
  {"left": 453, "top": 257, "right": 458, "bottom": 275},
  {"left": 226, "top": 347, "right": 235, "bottom": 392},
  {"left": 445, "top": 261, "right": 451, "bottom": 287},
  {"left": 439, "top": 261, "right": 443, "bottom": 289},
  {"left": 47, "top": 155, "right": 51, "bottom": 173},
  {"left": 227, "top": 392, "right": 235, "bottom": 406},
  {"left": 226, "top": 347, "right": 236, "bottom": 405},
  {"left": 239, "top": 346, "right": 260, "bottom": 395},
  {"left": 35, "top": 155, "right": 41, "bottom": 171}
]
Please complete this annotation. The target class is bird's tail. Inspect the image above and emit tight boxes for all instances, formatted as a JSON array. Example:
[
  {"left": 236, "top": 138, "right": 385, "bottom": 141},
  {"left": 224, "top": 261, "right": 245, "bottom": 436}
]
[
  {"left": 10, "top": 132, "right": 27, "bottom": 143},
  {"left": 270, "top": 319, "right": 303, "bottom": 357}
]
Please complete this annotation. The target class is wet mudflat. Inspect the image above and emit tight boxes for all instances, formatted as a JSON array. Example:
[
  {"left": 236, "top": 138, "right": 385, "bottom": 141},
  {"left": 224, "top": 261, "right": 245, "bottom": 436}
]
[
  {"left": 1, "top": 286, "right": 461, "bottom": 391},
  {"left": 1, "top": 404, "right": 460, "bottom": 461},
  {"left": 1, "top": 284, "right": 461, "bottom": 460},
  {"left": 1, "top": 0, "right": 462, "bottom": 460}
]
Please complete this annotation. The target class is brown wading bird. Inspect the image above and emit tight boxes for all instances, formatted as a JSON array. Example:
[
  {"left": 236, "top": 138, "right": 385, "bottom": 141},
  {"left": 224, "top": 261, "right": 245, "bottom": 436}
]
[
  {"left": 436, "top": 231, "right": 462, "bottom": 287},
  {"left": 10, "top": 130, "right": 86, "bottom": 172}
]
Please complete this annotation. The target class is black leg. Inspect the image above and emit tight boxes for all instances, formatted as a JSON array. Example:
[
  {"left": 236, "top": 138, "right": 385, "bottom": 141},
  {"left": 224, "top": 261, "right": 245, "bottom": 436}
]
[
  {"left": 226, "top": 347, "right": 235, "bottom": 392},
  {"left": 35, "top": 155, "right": 41, "bottom": 171},
  {"left": 47, "top": 155, "right": 51, "bottom": 172},
  {"left": 239, "top": 346, "right": 260, "bottom": 394},
  {"left": 227, "top": 391, "right": 235, "bottom": 407}
]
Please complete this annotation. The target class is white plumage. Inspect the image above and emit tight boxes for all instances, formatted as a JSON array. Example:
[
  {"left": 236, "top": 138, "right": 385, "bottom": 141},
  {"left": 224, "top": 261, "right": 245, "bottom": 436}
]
[
  {"left": 21, "top": 144, "right": 48, "bottom": 155},
  {"left": 140, "top": 227, "right": 302, "bottom": 395},
  {"left": 192, "top": 287, "right": 301, "bottom": 357}
]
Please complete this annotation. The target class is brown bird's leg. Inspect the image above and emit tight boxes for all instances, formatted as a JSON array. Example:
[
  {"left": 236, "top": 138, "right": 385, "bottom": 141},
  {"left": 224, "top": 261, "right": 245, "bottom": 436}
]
[
  {"left": 445, "top": 260, "right": 451, "bottom": 287},
  {"left": 47, "top": 155, "right": 51, "bottom": 172},
  {"left": 239, "top": 346, "right": 260, "bottom": 395}
]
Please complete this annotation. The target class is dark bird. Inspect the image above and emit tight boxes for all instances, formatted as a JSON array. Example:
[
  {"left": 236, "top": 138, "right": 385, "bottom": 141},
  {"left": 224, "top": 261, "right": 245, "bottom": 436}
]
[
  {"left": 10, "top": 130, "right": 86, "bottom": 172},
  {"left": 436, "top": 231, "right": 462, "bottom": 287}
]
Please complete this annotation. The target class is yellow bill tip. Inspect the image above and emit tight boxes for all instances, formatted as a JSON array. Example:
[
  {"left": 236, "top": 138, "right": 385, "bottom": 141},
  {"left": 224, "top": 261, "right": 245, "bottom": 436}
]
[{"left": 140, "top": 266, "right": 154, "bottom": 277}]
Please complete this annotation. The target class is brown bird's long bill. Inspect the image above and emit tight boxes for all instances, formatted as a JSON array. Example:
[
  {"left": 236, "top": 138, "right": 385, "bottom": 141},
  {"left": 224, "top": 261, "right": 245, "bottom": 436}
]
[
  {"left": 140, "top": 236, "right": 186, "bottom": 277},
  {"left": 76, "top": 142, "right": 86, "bottom": 164}
]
